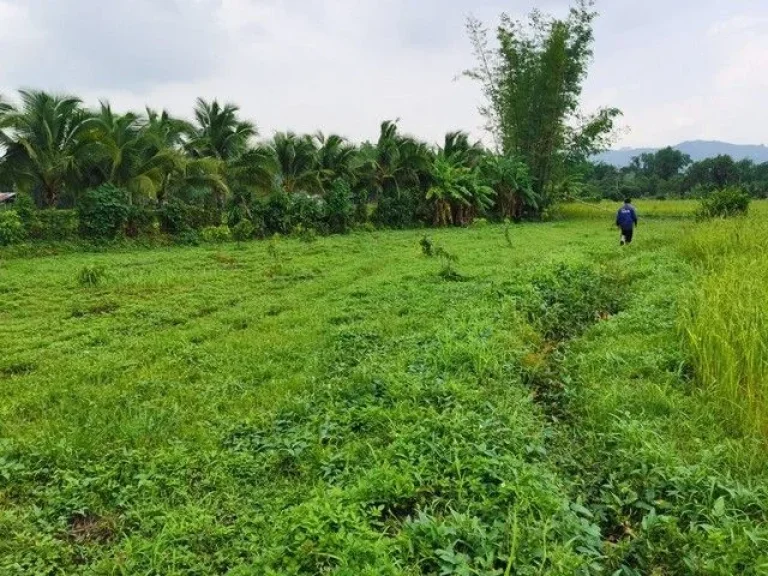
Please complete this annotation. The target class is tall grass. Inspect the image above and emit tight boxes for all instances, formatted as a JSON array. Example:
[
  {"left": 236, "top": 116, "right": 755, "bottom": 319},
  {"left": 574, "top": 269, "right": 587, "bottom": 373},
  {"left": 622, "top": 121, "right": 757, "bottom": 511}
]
[
  {"left": 557, "top": 199, "right": 699, "bottom": 220},
  {"left": 680, "top": 215, "right": 768, "bottom": 438}
]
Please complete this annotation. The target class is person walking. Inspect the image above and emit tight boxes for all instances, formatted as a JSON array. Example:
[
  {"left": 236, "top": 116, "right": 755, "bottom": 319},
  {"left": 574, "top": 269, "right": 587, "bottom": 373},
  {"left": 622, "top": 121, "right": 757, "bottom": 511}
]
[{"left": 616, "top": 198, "right": 638, "bottom": 246}]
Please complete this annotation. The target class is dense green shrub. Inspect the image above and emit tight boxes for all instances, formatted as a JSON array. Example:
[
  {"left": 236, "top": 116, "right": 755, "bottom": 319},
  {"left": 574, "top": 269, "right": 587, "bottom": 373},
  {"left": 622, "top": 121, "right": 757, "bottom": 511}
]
[
  {"left": 231, "top": 219, "right": 255, "bottom": 241},
  {"left": 698, "top": 186, "right": 751, "bottom": 218},
  {"left": 290, "top": 193, "right": 326, "bottom": 233},
  {"left": 254, "top": 193, "right": 328, "bottom": 236},
  {"left": 159, "top": 196, "right": 221, "bottom": 235},
  {"left": 201, "top": 225, "right": 232, "bottom": 243},
  {"left": 372, "top": 190, "right": 421, "bottom": 229},
  {"left": 125, "top": 203, "right": 156, "bottom": 237},
  {"left": 159, "top": 198, "right": 192, "bottom": 235},
  {"left": 77, "top": 184, "right": 130, "bottom": 240},
  {"left": 325, "top": 180, "right": 355, "bottom": 234},
  {"left": 256, "top": 193, "right": 292, "bottom": 235},
  {"left": 12, "top": 193, "right": 37, "bottom": 228},
  {"left": 26, "top": 209, "right": 79, "bottom": 241},
  {"left": 0, "top": 211, "right": 25, "bottom": 245}
]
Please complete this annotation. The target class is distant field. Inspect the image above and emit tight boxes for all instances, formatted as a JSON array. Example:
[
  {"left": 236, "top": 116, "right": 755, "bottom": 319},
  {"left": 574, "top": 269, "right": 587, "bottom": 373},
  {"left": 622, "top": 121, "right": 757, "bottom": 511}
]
[
  {"left": 2, "top": 204, "right": 767, "bottom": 574},
  {"left": 558, "top": 198, "right": 698, "bottom": 219}
]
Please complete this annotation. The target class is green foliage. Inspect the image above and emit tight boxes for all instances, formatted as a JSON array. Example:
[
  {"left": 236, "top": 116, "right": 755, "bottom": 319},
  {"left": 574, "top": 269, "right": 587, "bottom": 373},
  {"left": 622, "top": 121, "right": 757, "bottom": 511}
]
[
  {"left": 77, "top": 263, "right": 106, "bottom": 287},
  {"left": 158, "top": 196, "right": 220, "bottom": 235},
  {"left": 201, "top": 224, "right": 232, "bottom": 243},
  {"left": 158, "top": 197, "right": 192, "bottom": 235},
  {"left": 124, "top": 203, "right": 156, "bottom": 238},
  {"left": 372, "top": 190, "right": 421, "bottom": 229},
  {"left": 0, "top": 90, "right": 93, "bottom": 207},
  {"left": 482, "top": 154, "right": 536, "bottom": 220},
  {"left": 427, "top": 155, "right": 495, "bottom": 226},
  {"left": 0, "top": 210, "right": 25, "bottom": 245},
  {"left": 77, "top": 184, "right": 130, "bottom": 240},
  {"left": 11, "top": 192, "right": 37, "bottom": 227},
  {"left": 231, "top": 219, "right": 255, "bottom": 241},
  {"left": 526, "top": 262, "right": 623, "bottom": 340},
  {"left": 466, "top": 2, "right": 621, "bottom": 209},
  {"left": 583, "top": 152, "right": 768, "bottom": 202},
  {"left": 435, "top": 247, "right": 465, "bottom": 281},
  {"left": 290, "top": 193, "right": 325, "bottom": 233},
  {"left": 26, "top": 209, "right": 79, "bottom": 241},
  {"left": 324, "top": 179, "right": 355, "bottom": 234},
  {"left": 698, "top": 186, "right": 751, "bottom": 218},
  {"left": 255, "top": 193, "right": 292, "bottom": 235}
]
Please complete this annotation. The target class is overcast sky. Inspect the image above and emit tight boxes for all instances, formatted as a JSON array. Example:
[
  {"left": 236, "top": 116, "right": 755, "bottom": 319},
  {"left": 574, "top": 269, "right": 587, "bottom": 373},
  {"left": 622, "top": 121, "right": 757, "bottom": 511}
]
[{"left": 1, "top": 0, "right": 766, "bottom": 148}]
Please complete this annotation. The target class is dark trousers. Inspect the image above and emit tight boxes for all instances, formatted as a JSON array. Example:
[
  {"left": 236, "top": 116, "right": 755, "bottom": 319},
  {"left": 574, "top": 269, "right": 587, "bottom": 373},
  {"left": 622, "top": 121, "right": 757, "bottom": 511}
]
[{"left": 620, "top": 228, "right": 634, "bottom": 244}]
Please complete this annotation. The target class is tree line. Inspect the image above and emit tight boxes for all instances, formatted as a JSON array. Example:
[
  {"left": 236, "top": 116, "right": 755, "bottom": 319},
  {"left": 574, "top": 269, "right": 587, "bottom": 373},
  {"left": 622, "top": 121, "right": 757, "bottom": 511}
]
[
  {"left": 0, "top": 91, "right": 539, "bottom": 241},
  {"left": 578, "top": 147, "right": 768, "bottom": 201},
  {"left": 0, "top": 1, "right": 619, "bottom": 244}
]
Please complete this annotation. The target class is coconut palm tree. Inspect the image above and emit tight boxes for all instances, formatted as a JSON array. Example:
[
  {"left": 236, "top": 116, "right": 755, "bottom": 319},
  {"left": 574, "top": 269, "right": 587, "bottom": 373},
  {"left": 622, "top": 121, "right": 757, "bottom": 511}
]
[
  {"left": 271, "top": 132, "right": 322, "bottom": 195},
  {"left": 145, "top": 108, "right": 192, "bottom": 152},
  {"left": 361, "top": 120, "right": 432, "bottom": 200},
  {"left": 0, "top": 90, "right": 95, "bottom": 207},
  {"left": 314, "top": 132, "right": 359, "bottom": 191},
  {"left": 226, "top": 145, "right": 277, "bottom": 222},
  {"left": 442, "top": 131, "right": 485, "bottom": 168},
  {"left": 186, "top": 98, "right": 256, "bottom": 161},
  {"left": 85, "top": 103, "right": 180, "bottom": 203}
]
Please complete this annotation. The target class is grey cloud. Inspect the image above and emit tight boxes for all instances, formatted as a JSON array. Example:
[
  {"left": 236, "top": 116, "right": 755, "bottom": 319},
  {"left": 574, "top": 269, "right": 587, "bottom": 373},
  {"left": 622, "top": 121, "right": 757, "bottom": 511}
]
[
  {"left": 3, "top": 0, "right": 768, "bottom": 147},
  {"left": 2, "top": 0, "right": 229, "bottom": 92}
]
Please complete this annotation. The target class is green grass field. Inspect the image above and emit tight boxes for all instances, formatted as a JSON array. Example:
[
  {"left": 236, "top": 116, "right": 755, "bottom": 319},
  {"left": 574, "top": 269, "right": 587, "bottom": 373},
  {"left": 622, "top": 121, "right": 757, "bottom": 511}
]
[{"left": 2, "top": 204, "right": 768, "bottom": 575}]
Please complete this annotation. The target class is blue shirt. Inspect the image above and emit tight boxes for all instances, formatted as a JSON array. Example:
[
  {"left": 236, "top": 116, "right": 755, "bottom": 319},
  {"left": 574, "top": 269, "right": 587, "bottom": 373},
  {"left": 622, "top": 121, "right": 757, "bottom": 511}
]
[{"left": 616, "top": 204, "right": 638, "bottom": 230}]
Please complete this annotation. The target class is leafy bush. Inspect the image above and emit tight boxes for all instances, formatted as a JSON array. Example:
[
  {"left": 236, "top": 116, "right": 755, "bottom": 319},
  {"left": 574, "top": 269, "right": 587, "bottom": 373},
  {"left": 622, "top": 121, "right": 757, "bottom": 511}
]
[
  {"left": 77, "top": 184, "right": 129, "bottom": 240},
  {"left": 325, "top": 180, "right": 355, "bottom": 234},
  {"left": 201, "top": 225, "right": 232, "bottom": 243},
  {"left": 78, "top": 264, "right": 106, "bottom": 287},
  {"left": 231, "top": 220, "right": 255, "bottom": 241},
  {"left": 256, "top": 193, "right": 292, "bottom": 236},
  {"left": 159, "top": 196, "right": 220, "bottom": 235},
  {"left": 159, "top": 198, "right": 191, "bottom": 235},
  {"left": 125, "top": 203, "right": 156, "bottom": 238},
  {"left": 698, "top": 187, "right": 750, "bottom": 218},
  {"left": 290, "top": 193, "right": 326, "bottom": 233},
  {"left": 373, "top": 190, "right": 421, "bottom": 229},
  {"left": 176, "top": 229, "right": 201, "bottom": 246},
  {"left": 527, "top": 263, "right": 624, "bottom": 340},
  {"left": 27, "top": 209, "right": 79, "bottom": 241},
  {"left": 254, "top": 193, "right": 328, "bottom": 236},
  {"left": 0, "top": 210, "right": 25, "bottom": 246},
  {"left": 12, "top": 192, "right": 37, "bottom": 228}
]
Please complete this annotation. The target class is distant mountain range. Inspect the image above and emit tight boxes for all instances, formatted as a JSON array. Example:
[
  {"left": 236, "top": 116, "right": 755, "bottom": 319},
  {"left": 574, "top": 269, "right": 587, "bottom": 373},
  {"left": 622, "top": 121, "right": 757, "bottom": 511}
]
[{"left": 595, "top": 140, "right": 768, "bottom": 167}]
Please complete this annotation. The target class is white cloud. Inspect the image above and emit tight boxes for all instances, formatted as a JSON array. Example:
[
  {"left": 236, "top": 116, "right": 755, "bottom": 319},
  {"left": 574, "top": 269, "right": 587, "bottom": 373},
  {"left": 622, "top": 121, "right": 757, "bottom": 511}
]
[{"left": 1, "top": 0, "right": 767, "bottom": 147}]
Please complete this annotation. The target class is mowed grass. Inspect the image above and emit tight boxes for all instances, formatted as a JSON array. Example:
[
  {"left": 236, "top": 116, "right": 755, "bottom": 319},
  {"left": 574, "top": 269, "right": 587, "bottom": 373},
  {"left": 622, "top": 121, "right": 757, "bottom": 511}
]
[{"left": 2, "top": 209, "right": 768, "bottom": 574}]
